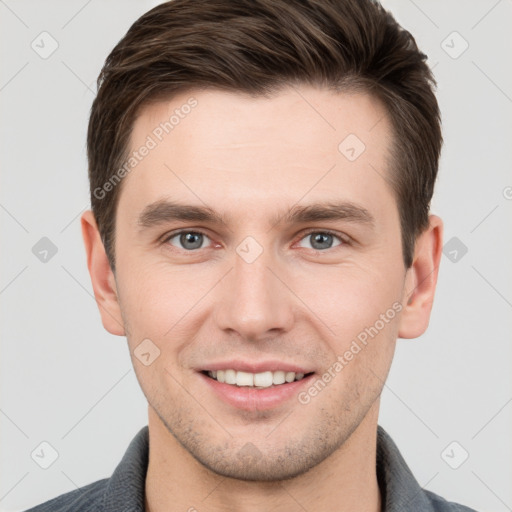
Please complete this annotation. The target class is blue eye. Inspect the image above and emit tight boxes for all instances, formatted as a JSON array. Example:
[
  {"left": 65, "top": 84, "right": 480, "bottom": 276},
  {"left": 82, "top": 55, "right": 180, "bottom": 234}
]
[
  {"left": 297, "top": 231, "right": 344, "bottom": 251},
  {"left": 165, "top": 231, "right": 211, "bottom": 250},
  {"left": 162, "top": 229, "right": 346, "bottom": 253}
]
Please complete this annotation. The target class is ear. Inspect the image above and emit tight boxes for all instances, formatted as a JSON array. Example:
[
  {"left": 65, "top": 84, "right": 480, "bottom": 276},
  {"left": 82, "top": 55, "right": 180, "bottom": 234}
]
[
  {"left": 398, "top": 214, "right": 443, "bottom": 339},
  {"left": 81, "top": 210, "right": 125, "bottom": 336}
]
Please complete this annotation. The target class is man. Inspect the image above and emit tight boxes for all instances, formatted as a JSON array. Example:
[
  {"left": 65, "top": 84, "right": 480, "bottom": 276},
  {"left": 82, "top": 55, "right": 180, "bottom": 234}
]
[{"left": 25, "top": 0, "right": 478, "bottom": 510}]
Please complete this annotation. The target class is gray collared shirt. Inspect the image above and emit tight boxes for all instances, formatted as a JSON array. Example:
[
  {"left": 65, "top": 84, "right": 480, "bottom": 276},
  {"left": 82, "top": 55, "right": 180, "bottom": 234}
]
[{"left": 24, "top": 425, "right": 479, "bottom": 511}]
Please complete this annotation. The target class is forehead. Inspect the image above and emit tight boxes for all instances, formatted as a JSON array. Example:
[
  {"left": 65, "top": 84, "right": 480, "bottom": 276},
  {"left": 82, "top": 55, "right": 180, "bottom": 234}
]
[{"left": 118, "top": 86, "right": 395, "bottom": 228}]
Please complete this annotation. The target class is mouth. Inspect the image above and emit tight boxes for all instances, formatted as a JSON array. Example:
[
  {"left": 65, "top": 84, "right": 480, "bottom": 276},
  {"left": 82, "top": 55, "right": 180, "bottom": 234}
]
[
  {"left": 200, "top": 369, "right": 315, "bottom": 389},
  {"left": 196, "top": 361, "right": 317, "bottom": 410}
]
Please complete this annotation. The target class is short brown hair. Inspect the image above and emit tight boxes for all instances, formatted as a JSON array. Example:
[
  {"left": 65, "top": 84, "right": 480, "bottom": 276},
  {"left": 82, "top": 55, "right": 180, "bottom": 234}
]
[{"left": 88, "top": 0, "right": 442, "bottom": 271}]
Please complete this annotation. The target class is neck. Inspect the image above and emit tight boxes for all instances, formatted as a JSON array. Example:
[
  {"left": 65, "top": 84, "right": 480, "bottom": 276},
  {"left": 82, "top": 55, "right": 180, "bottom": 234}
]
[{"left": 144, "top": 403, "right": 382, "bottom": 512}]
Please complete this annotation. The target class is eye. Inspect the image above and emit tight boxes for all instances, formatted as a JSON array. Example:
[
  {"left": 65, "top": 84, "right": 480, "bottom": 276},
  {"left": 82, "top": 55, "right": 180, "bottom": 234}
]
[
  {"left": 161, "top": 229, "right": 347, "bottom": 253},
  {"left": 164, "top": 230, "right": 212, "bottom": 251},
  {"left": 297, "top": 230, "right": 345, "bottom": 251}
]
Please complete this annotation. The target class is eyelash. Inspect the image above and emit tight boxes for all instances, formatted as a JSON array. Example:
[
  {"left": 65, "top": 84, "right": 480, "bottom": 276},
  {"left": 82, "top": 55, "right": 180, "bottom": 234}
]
[{"left": 161, "top": 228, "right": 350, "bottom": 252}]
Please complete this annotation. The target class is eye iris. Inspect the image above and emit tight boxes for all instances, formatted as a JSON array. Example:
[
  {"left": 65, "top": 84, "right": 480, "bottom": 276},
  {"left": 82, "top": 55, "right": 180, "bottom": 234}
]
[
  {"left": 180, "top": 232, "right": 203, "bottom": 250},
  {"left": 174, "top": 232, "right": 337, "bottom": 251},
  {"left": 310, "top": 232, "right": 333, "bottom": 250}
]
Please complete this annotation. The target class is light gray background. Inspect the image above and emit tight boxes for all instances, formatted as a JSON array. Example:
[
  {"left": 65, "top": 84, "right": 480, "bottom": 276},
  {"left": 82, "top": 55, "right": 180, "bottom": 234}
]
[{"left": 1, "top": 1, "right": 511, "bottom": 511}]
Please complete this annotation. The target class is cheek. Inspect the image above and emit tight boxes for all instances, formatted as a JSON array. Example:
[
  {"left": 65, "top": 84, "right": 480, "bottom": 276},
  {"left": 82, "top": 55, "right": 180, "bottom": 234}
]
[
  {"left": 116, "top": 260, "right": 218, "bottom": 340},
  {"left": 296, "top": 259, "right": 403, "bottom": 342},
  {"left": 313, "top": 285, "right": 400, "bottom": 407}
]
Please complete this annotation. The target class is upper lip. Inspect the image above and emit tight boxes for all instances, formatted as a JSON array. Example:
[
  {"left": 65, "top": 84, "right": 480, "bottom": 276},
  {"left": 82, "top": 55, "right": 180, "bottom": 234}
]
[{"left": 198, "top": 360, "right": 314, "bottom": 374}]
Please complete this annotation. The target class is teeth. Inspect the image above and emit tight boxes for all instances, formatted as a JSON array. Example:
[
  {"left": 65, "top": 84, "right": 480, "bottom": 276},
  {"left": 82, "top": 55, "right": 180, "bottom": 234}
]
[
  {"left": 225, "top": 369, "right": 236, "bottom": 384},
  {"left": 254, "top": 371, "right": 273, "bottom": 387},
  {"left": 272, "top": 371, "right": 285, "bottom": 385},
  {"left": 237, "top": 371, "right": 254, "bottom": 386},
  {"left": 206, "top": 369, "right": 308, "bottom": 388}
]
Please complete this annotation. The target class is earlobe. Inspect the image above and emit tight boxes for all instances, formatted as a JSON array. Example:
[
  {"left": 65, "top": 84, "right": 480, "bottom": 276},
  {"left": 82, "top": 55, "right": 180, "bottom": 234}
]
[
  {"left": 398, "top": 215, "right": 443, "bottom": 339},
  {"left": 81, "top": 210, "right": 125, "bottom": 336}
]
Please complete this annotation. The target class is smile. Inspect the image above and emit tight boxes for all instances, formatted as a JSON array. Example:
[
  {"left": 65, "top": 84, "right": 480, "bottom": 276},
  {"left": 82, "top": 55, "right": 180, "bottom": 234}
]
[{"left": 204, "top": 369, "right": 312, "bottom": 388}]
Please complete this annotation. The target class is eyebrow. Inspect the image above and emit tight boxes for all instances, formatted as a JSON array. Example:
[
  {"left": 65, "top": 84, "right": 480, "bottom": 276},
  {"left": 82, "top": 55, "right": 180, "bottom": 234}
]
[
  {"left": 275, "top": 202, "right": 375, "bottom": 228},
  {"left": 137, "top": 199, "right": 375, "bottom": 231}
]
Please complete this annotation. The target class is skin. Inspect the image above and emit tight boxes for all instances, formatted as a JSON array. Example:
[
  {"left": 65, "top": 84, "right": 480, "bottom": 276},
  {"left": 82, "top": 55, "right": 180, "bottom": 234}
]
[{"left": 82, "top": 85, "right": 443, "bottom": 512}]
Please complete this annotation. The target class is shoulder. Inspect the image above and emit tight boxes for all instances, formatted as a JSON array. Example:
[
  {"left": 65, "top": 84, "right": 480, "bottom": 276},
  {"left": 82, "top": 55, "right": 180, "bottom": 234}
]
[
  {"left": 22, "top": 478, "right": 108, "bottom": 512},
  {"left": 23, "top": 425, "right": 149, "bottom": 512},
  {"left": 424, "top": 489, "right": 480, "bottom": 512},
  {"left": 376, "top": 425, "right": 481, "bottom": 512}
]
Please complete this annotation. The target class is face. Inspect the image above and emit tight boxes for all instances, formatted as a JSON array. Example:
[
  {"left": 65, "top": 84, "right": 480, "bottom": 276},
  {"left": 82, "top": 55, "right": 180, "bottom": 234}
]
[{"left": 91, "top": 86, "right": 414, "bottom": 480}]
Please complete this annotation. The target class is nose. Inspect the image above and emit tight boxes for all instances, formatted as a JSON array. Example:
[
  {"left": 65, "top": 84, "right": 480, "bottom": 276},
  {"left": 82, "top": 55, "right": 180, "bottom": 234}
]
[{"left": 214, "top": 243, "right": 295, "bottom": 341}]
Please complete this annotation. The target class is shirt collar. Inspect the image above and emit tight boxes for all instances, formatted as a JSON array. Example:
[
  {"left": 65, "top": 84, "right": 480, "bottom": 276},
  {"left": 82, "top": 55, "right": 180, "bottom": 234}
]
[
  {"left": 376, "top": 425, "right": 435, "bottom": 511},
  {"left": 102, "top": 425, "right": 149, "bottom": 512}
]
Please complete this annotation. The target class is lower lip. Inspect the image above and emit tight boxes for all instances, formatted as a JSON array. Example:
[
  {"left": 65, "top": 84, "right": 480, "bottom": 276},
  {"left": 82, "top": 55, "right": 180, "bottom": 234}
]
[{"left": 198, "top": 372, "right": 315, "bottom": 411}]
